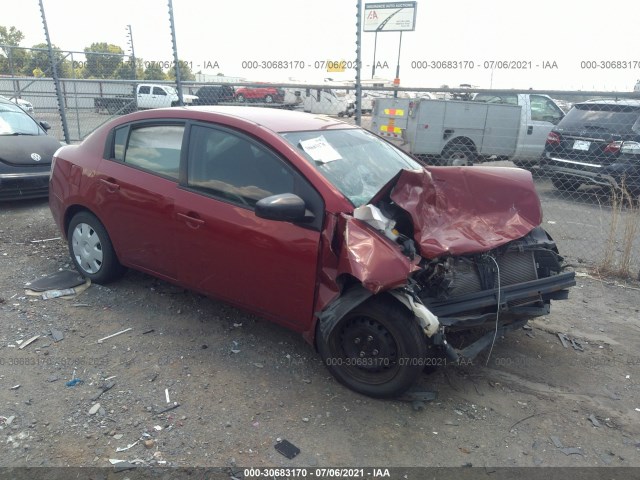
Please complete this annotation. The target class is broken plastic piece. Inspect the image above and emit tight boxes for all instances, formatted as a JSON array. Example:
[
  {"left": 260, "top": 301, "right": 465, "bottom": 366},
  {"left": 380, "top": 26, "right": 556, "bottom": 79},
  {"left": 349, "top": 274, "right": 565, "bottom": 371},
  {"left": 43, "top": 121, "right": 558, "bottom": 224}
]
[
  {"left": 389, "top": 290, "right": 439, "bottom": 337},
  {"left": 65, "top": 378, "right": 83, "bottom": 387},
  {"left": 97, "top": 328, "right": 133, "bottom": 344},
  {"left": 275, "top": 439, "right": 300, "bottom": 459},
  {"left": 18, "top": 335, "right": 39, "bottom": 350},
  {"left": 353, "top": 204, "right": 398, "bottom": 241}
]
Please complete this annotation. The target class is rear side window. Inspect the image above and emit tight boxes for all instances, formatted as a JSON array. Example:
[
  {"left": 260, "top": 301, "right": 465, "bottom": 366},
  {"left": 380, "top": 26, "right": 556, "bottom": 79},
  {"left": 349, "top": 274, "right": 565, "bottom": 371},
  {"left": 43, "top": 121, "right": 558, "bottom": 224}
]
[
  {"left": 559, "top": 102, "right": 640, "bottom": 134},
  {"left": 123, "top": 125, "right": 184, "bottom": 179},
  {"left": 473, "top": 93, "right": 518, "bottom": 105},
  {"left": 138, "top": 86, "right": 151, "bottom": 94}
]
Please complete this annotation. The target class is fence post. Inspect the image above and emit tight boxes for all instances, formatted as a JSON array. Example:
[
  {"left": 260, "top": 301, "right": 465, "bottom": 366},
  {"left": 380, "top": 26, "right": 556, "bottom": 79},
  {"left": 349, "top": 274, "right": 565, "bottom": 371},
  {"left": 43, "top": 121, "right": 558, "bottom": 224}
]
[
  {"left": 354, "top": 0, "right": 363, "bottom": 126},
  {"left": 39, "top": 0, "right": 70, "bottom": 143},
  {"left": 168, "top": 0, "right": 183, "bottom": 106}
]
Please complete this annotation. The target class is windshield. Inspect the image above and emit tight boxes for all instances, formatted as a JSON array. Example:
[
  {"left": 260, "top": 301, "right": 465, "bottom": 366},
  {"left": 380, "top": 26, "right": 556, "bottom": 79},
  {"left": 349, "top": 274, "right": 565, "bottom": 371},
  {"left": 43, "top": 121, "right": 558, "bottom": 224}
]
[
  {"left": 281, "top": 128, "right": 422, "bottom": 206},
  {"left": 0, "top": 103, "right": 41, "bottom": 135}
]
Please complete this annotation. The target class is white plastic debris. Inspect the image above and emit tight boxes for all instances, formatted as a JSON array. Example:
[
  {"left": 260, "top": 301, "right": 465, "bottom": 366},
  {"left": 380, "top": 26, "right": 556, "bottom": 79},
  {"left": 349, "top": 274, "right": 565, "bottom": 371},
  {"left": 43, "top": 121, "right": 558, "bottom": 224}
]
[
  {"left": 390, "top": 291, "right": 440, "bottom": 336},
  {"left": 353, "top": 204, "right": 399, "bottom": 241}
]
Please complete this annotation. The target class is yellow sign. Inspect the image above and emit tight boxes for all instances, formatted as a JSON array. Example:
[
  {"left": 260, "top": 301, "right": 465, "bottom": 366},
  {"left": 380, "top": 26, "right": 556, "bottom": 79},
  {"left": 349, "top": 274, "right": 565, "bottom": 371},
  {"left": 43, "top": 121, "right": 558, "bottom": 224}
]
[{"left": 326, "top": 60, "right": 346, "bottom": 73}]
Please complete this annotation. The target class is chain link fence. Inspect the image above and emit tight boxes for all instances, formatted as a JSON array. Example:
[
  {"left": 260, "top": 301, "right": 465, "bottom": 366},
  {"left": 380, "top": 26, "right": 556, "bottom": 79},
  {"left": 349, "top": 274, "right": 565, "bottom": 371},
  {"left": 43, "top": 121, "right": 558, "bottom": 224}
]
[{"left": 1, "top": 41, "right": 639, "bottom": 279}]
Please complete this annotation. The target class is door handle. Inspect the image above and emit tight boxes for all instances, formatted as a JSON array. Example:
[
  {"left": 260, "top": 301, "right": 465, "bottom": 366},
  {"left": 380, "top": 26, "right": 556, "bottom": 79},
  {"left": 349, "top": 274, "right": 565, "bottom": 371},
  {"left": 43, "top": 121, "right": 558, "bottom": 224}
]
[
  {"left": 527, "top": 126, "right": 533, "bottom": 135},
  {"left": 177, "top": 212, "right": 205, "bottom": 228},
  {"left": 99, "top": 178, "right": 120, "bottom": 192}
]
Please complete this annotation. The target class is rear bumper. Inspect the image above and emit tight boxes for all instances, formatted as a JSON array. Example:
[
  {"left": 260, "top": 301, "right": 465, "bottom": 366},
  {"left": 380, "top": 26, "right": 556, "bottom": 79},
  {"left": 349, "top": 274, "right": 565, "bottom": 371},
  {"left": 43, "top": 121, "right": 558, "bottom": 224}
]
[{"left": 0, "top": 171, "right": 50, "bottom": 200}]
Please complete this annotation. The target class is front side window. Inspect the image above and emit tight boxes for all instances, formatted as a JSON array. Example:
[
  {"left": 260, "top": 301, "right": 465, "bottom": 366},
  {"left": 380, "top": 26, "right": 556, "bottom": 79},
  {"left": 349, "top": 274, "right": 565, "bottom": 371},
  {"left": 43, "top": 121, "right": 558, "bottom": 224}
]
[
  {"left": 153, "top": 87, "right": 167, "bottom": 96},
  {"left": 122, "top": 124, "right": 184, "bottom": 178},
  {"left": 530, "top": 95, "right": 564, "bottom": 123},
  {"left": 187, "top": 125, "right": 294, "bottom": 207}
]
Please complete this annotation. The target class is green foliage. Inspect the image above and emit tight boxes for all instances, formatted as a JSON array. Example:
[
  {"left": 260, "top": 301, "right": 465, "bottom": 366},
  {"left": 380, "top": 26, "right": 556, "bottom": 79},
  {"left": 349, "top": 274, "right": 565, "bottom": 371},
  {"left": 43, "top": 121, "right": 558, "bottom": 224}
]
[
  {"left": 167, "top": 59, "right": 195, "bottom": 81},
  {"left": 143, "top": 62, "right": 167, "bottom": 81},
  {"left": 83, "top": 42, "right": 125, "bottom": 79}
]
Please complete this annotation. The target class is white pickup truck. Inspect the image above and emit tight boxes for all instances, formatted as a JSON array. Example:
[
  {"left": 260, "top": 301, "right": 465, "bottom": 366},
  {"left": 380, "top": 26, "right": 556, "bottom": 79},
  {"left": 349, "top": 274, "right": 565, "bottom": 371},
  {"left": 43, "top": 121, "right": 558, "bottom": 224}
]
[
  {"left": 371, "top": 93, "right": 565, "bottom": 166},
  {"left": 94, "top": 83, "right": 198, "bottom": 114}
]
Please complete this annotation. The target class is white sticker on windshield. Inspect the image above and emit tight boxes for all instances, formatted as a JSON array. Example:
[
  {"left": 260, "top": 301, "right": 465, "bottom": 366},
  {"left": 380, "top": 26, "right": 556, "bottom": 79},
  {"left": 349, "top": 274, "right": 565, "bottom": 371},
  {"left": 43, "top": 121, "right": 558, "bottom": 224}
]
[{"left": 299, "top": 135, "right": 342, "bottom": 163}]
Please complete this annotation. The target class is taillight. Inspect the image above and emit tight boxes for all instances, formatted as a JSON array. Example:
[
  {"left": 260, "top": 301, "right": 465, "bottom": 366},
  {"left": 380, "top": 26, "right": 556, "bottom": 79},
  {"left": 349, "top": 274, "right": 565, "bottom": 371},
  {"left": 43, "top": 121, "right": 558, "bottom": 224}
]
[
  {"left": 546, "top": 132, "right": 561, "bottom": 145},
  {"left": 604, "top": 140, "right": 623, "bottom": 154}
]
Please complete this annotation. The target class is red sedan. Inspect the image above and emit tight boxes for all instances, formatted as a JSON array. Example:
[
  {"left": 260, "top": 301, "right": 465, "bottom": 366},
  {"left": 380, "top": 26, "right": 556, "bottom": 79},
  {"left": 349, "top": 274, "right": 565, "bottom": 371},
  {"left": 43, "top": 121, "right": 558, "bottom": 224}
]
[{"left": 49, "top": 106, "right": 574, "bottom": 398}]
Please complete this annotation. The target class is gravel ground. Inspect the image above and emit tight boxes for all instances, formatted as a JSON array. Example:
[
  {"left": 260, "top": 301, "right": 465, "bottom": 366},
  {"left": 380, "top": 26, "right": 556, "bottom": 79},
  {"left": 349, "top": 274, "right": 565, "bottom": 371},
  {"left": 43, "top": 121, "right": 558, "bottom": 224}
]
[{"left": 1, "top": 197, "right": 640, "bottom": 472}]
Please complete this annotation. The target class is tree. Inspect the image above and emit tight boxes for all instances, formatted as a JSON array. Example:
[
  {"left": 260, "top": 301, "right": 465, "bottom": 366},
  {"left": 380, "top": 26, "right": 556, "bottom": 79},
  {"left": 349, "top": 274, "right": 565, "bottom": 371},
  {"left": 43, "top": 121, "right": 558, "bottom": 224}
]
[
  {"left": 24, "top": 43, "right": 72, "bottom": 77},
  {"left": 143, "top": 62, "right": 166, "bottom": 81},
  {"left": 167, "top": 59, "right": 195, "bottom": 81},
  {"left": 83, "top": 42, "right": 125, "bottom": 79},
  {"left": 0, "top": 25, "right": 29, "bottom": 76}
]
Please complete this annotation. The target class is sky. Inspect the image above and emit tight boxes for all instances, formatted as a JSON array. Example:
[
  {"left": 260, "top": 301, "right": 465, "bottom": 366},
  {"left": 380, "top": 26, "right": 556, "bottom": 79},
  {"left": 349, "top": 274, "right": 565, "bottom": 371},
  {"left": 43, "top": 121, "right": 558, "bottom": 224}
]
[{"left": 2, "top": 0, "right": 638, "bottom": 91}]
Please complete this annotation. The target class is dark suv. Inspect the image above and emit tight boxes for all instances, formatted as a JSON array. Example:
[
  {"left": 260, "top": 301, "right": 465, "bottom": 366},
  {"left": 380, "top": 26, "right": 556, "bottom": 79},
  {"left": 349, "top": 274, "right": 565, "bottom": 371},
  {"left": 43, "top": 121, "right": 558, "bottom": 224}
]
[
  {"left": 541, "top": 99, "right": 640, "bottom": 195},
  {"left": 192, "top": 85, "right": 235, "bottom": 105}
]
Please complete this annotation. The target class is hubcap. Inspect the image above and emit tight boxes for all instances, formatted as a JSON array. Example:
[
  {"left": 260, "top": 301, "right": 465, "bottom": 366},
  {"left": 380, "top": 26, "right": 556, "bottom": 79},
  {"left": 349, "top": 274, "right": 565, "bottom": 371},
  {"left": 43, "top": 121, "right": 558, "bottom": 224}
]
[{"left": 72, "top": 223, "right": 103, "bottom": 274}]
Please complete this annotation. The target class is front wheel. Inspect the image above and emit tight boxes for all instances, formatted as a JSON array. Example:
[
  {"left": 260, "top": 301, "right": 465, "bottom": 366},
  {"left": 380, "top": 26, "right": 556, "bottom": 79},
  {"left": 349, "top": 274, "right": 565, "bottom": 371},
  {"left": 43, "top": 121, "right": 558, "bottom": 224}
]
[
  {"left": 236, "top": 94, "right": 246, "bottom": 103},
  {"left": 317, "top": 296, "right": 427, "bottom": 398},
  {"left": 67, "top": 211, "right": 126, "bottom": 284}
]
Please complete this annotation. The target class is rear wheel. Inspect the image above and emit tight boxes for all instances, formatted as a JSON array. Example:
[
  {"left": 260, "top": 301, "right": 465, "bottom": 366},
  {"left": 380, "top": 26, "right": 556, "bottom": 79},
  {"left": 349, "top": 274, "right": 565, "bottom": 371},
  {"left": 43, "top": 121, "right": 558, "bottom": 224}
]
[
  {"left": 441, "top": 144, "right": 476, "bottom": 166},
  {"left": 67, "top": 211, "right": 126, "bottom": 284},
  {"left": 551, "top": 176, "right": 582, "bottom": 192},
  {"left": 317, "top": 296, "right": 427, "bottom": 398},
  {"left": 264, "top": 94, "right": 274, "bottom": 103}
]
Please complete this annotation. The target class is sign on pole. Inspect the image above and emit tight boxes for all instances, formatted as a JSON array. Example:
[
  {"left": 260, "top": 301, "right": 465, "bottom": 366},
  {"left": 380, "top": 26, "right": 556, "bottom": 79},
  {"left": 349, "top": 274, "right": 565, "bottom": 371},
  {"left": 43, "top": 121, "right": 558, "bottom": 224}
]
[{"left": 364, "top": 2, "right": 417, "bottom": 32}]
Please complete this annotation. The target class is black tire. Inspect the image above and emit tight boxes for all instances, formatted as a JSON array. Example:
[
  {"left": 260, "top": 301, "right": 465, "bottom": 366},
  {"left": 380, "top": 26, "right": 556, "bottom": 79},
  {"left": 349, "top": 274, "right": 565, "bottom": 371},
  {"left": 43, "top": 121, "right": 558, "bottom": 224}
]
[
  {"left": 317, "top": 296, "right": 427, "bottom": 398},
  {"left": 264, "top": 94, "right": 274, "bottom": 103},
  {"left": 551, "top": 176, "right": 582, "bottom": 192},
  {"left": 67, "top": 211, "right": 126, "bottom": 284},
  {"left": 236, "top": 94, "right": 246, "bottom": 103},
  {"left": 441, "top": 144, "right": 476, "bottom": 166}
]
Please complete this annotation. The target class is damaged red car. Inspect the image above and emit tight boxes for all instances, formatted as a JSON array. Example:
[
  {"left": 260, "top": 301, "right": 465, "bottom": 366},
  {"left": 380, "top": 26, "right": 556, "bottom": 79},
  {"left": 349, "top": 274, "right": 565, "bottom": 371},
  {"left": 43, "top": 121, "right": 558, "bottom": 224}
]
[{"left": 49, "top": 106, "right": 575, "bottom": 398}]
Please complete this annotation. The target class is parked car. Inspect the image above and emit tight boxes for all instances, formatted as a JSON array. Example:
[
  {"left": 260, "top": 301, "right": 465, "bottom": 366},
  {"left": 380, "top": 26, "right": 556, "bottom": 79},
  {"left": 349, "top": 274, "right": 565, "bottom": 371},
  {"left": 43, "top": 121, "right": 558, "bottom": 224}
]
[
  {"left": 0, "top": 96, "right": 61, "bottom": 200},
  {"left": 49, "top": 106, "right": 575, "bottom": 398},
  {"left": 541, "top": 99, "right": 640, "bottom": 196},
  {"left": 234, "top": 86, "right": 285, "bottom": 103},
  {"left": 10, "top": 96, "right": 34, "bottom": 113},
  {"left": 192, "top": 85, "right": 235, "bottom": 105}
]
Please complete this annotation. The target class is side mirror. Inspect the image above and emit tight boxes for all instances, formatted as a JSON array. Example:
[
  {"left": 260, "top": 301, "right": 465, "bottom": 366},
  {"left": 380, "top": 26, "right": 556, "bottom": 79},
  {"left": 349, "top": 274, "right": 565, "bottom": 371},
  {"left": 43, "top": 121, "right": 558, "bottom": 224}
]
[
  {"left": 255, "top": 193, "right": 312, "bottom": 223},
  {"left": 40, "top": 121, "right": 51, "bottom": 131}
]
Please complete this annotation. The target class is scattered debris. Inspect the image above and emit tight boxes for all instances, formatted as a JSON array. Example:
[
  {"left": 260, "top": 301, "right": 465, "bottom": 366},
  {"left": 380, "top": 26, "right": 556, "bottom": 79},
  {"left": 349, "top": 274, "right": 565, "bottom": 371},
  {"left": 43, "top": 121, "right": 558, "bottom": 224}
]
[
  {"left": 30, "top": 237, "right": 61, "bottom": 243},
  {"left": 550, "top": 436, "right": 564, "bottom": 448},
  {"left": 398, "top": 390, "right": 438, "bottom": 403},
  {"left": 142, "top": 329, "right": 155, "bottom": 335},
  {"left": 10, "top": 385, "right": 21, "bottom": 390},
  {"left": 155, "top": 402, "right": 180, "bottom": 415},
  {"left": 557, "top": 333, "right": 569, "bottom": 348},
  {"left": 165, "top": 388, "right": 170, "bottom": 404},
  {"left": 560, "top": 447, "right": 584, "bottom": 456},
  {"left": 65, "top": 378, "right": 83, "bottom": 387},
  {"left": 275, "top": 439, "right": 300, "bottom": 459},
  {"left": 91, "top": 381, "right": 116, "bottom": 401},
  {"left": 115, "top": 439, "right": 140, "bottom": 452},
  {"left": 144, "top": 439, "right": 155, "bottom": 449},
  {"left": 570, "top": 338, "right": 584, "bottom": 351},
  {"left": 50, "top": 328, "right": 64, "bottom": 342},
  {"left": 588, "top": 414, "right": 602, "bottom": 428},
  {"left": 18, "top": 335, "right": 39, "bottom": 350},
  {"left": 88, "top": 403, "right": 101, "bottom": 416},
  {"left": 97, "top": 328, "right": 133, "bottom": 344},
  {"left": 230, "top": 341, "right": 240, "bottom": 354}
]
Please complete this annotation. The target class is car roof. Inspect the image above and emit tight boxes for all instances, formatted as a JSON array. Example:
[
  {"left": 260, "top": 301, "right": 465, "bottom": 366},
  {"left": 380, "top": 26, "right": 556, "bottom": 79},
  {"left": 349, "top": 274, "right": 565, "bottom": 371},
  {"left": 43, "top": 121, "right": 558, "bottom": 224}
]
[
  {"left": 578, "top": 98, "right": 640, "bottom": 107},
  {"left": 184, "top": 106, "right": 356, "bottom": 133}
]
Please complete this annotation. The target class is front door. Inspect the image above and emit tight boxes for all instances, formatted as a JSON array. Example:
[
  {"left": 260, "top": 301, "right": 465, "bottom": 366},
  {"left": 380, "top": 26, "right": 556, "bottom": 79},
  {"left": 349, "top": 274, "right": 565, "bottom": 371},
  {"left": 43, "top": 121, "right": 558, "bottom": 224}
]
[{"left": 173, "top": 123, "right": 322, "bottom": 330}]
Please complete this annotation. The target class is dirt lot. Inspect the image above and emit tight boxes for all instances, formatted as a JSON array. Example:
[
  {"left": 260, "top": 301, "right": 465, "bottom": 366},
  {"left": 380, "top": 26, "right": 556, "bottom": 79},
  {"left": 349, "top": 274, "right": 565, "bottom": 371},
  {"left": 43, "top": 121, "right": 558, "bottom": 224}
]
[{"left": 1, "top": 198, "right": 640, "bottom": 471}]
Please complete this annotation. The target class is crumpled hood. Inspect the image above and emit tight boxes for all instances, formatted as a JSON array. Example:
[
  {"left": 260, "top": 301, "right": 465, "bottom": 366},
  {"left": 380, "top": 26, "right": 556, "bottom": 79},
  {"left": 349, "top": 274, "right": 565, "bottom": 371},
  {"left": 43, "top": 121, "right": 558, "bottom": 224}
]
[{"left": 389, "top": 167, "right": 542, "bottom": 258}]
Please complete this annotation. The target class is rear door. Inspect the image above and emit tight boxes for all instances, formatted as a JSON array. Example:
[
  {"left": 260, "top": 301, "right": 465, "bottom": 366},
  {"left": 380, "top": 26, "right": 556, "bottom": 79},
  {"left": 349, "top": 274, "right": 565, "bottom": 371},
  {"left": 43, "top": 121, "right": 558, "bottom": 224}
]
[
  {"left": 136, "top": 85, "right": 152, "bottom": 109},
  {"left": 173, "top": 123, "right": 323, "bottom": 330},
  {"left": 94, "top": 121, "right": 185, "bottom": 280}
]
